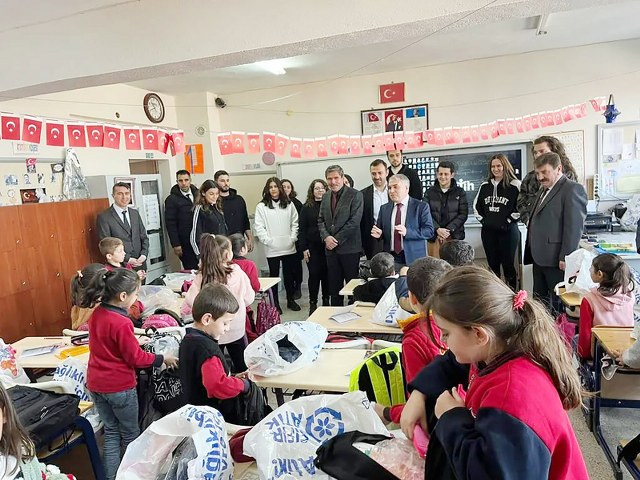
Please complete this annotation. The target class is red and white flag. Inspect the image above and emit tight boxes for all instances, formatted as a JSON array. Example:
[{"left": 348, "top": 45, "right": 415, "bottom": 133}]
[
  {"left": 553, "top": 110, "right": 563, "bottom": 126},
  {"left": 444, "top": 128, "right": 454, "bottom": 145},
  {"left": 124, "top": 128, "right": 142, "bottom": 150},
  {"left": 405, "top": 131, "right": 416, "bottom": 148},
  {"left": 530, "top": 114, "right": 540, "bottom": 129},
  {"left": 576, "top": 103, "right": 588, "bottom": 118},
  {"left": 46, "top": 121, "right": 65, "bottom": 146},
  {"left": 349, "top": 136, "right": 361, "bottom": 155},
  {"left": 302, "top": 138, "right": 315, "bottom": 159},
  {"left": 379, "top": 82, "right": 405, "bottom": 104},
  {"left": 22, "top": 116, "right": 43, "bottom": 144},
  {"left": 1, "top": 114, "right": 21, "bottom": 140},
  {"left": 275, "top": 134, "right": 288, "bottom": 156},
  {"left": 433, "top": 129, "right": 445, "bottom": 146},
  {"left": 562, "top": 106, "right": 574, "bottom": 122},
  {"left": 489, "top": 122, "right": 500, "bottom": 139},
  {"left": 290, "top": 137, "right": 302, "bottom": 158},
  {"left": 171, "top": 131, "right": 186, "bottom": 155},
  {"left": 337, "top": 135, "right": 349, "bottom": 155},
  {"left": 315, "top": 138, "right": 328, "bottom": 158},
  {"left": 372, "top": 134, "right": 385, "bottom": 153},
  {"left": 522, "top": 116, "right": 532, "bottom": 132},
  {"left": 142, "top": 128, "right": 159, "bottom": 150},
  {"left": 497, "top": 120, "right": 507, "bottom": 136},
  {"left": 247, "top": 133, "right": 261, "bottom": 154},
  {"left": 103, "top": 125, "right": 121, "bottom": 149},
  {"left": 263, "top": 132, "right": 276, "bottom": 153},
  {"left": 544, "top": 111, "right": 555, "bottom": 127},
  {"left": 506, "top": 119, "right": 515, "bottom": 135},
  {"left": 327, "top": 135, "right": 339, "bottom": 155},
  {"left": 393, "top": 132, "right": 405, "bottom": 150},
  {"left": 470, "top": 126, "right": 480, "bottom": 143},
  {"left": 218, "top": 132, "right": 232, "bottom": 155},
  {"left": 460, "top": 127, "right": 471, "bottom": 143},
  {"left": 158, "top": 130, "right": 171, "bottom": 154},
  {"left": 479, "top": 124, "right": 489, "bottom": 141},
  {"left": 87, "top": 124, "right": 104, "bottom": 147},
  {"left": 383, "top": 132, "right": 395, "bottom": 151},
  {"left": 411, "top": 131, "right": 424, "bottom": 148},
  {"left": 362, "top": 135, "right": 373, "bottom": 154},
  {"left": 67, "top": 123, "right": 87, "bottom": 148},
  {"left": 230, "top": 132, "right": 245, "bottom": 154},
  {"left": 515, "top": 118, "right": 524, "bottom": 133},
  {"left": 425, "top": 130, "right": 435, "bottom": 145}
]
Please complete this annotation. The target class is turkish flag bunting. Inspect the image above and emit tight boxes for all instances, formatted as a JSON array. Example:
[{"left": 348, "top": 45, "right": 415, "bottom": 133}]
[
  {"left": 86, "top": 124, "right": 104, "bottom": 147},
  {"left": 315, "top": 138, "right": 328, "bottom": 158},
  {"left": 405, "top": 131, "right": 415, "bottom": 148},
  {"left": 539, "top": 112, "right": 548, "bottom": 128},
  {"left": 46, "top": 121, "right": 65, "bottom": 146},
  {"left": 489, "top": 122, "right": 500, "bottom": 139},
  {"left": 327, "top": 135, "right": 339, "bottom": 155},
  {"left": 393, "top": 132, "right": 404, "bottom": 150},
  {"left": 383, "top": 132, "right": 395, "bottom": 151},
  {"left": 230, "top": 132, "right": 245, "bottom": 154},
  {"left": 372, "top": 134, "right": 385, "bottom": 153},
  {"left": 275, "top": 134, "right": 288, "bottom": 156},
  {"left": 124, "top": 128, "right": 142, "bottom": 150},
  {"left": 302, "top": 138, "right": 315, "bottom": 159},
  {"left": 247, "top": 133, "right": 261, "bottom": 154},
  {"left": 103, "top": 125, "right": 121, "bottom": 149},
  {"left": 362, "top": 135, "right": 373, "bottom": 154},
  {"left": 218, "top": 133, "right": 232, "bottom": 155},
  {"left": 349, "top": 136, "right": 361, "bottom": 155},
  {"left": 515, "top": 118, "right": 524, "bottom": 133},
  {"left": 379, "top": 83, "right": 405, "bottom": 104},
  {"left": 562, "top": 107, "right": 574, "bottom": 122},
  {"left": 479, "top": 124, "right": 489, "bottom": 140},
  {"left": 470, "top": 126, "right": 480, "bottom": 142},
  {"left": 497, "top": 120, "right": 507, "bottom": 136},
  {"left": 545, "top": 112, "right": 555, "bottom": 127},
  {"left": 523, "top": 116, "right": 532, "bottom": 132},
  {"left": 444, "top": 128, "right": 454, "bottom": 145},
  {"left": 170, "top": 131, "right": 186, "bottom": 155},
  {"left": 290, "top": 137, "right": 302, "bottom": 158},
  {"left": 142, "top": 129, "right": 159, "bottom": 150},
  {"left": 425, "top": 130, "right": 435, "bottom": 144},
  {"left": 578, "top": 103, "right": 589, "bottom": 118},
  {"left": 412, "top": 131, "right": 424, "bottom": 148},
  {"left": 1, "top": 115, "right": 21, "bottom": 140},
  {"left": 431, "top": 129, "right": 443, "bottom": 146},
  {"left": 22, "top": 116, "right": 43, "bottom": 144},
  {"left": 460, "top": 127, "right": 471, "bottom": 143},
  {"left": 506, "top": 119, "right": 515, "bottom": 135},
  {"left": 337, "top": 136, "right": 349, "bottom": 155},
  {"left": 590, "top": 97, "right": 608, "bottom": 112},
  {"left": 530, "top": 114, "right": 540, "bottom": 129},
  {"left": 263, "top": 132, "right": 276, "bottom": 153},
  {"left": 67, "top": 123, "right": 87, "bottom": 147},
  {"left": 553, "top": 110, "right": 563, "bottom": 126},
  {"left": 158, "top": 130, "right": 171, "bottom": 154}
]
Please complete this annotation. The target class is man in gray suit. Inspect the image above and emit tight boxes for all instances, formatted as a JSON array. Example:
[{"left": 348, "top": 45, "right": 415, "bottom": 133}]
[
  {"left": 524, "top": 152, "right": 587, "bottom": 313},
  {"left": 318, "top": 165, "right": 364, "bottom": 306},
  {"left": 97, "top": 182, "right": 149, "bottom": 272}
]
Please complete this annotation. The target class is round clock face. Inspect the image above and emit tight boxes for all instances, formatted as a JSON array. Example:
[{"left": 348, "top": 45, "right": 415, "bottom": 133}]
[{"left": 144, "top": 93, "right": 165, "bottom": 123}]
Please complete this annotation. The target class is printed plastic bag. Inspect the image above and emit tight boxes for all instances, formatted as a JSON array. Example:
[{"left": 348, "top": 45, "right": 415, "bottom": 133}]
[
  {"left": 162, "top": 272, "right": 196, "bottom": 292},
  {"left": 244, "top": 321, "right": 328, "bottom": 377},
  {"left": 369, "top": 438, "right": 425, "bottom": 480},
  {"left": 244, "top": 391, "right": 389, "bottom": 480},
  {"left": 372, "top": 283, "right": 412, "bottom": 327},
  {"left": 137, "top": 286, "right": 178, "bottom": 319},
  {"left": 563, "top": 249, "right": 597, "bottom": 295},
  {"left": 117, "top": 404, "right": 233, "bottom": 480},
  {"left": 0, "top": 339, "right": 30, "bottom": 385},
  {"left": 621, "top": 194, "right": 640, "bottom": 231}
]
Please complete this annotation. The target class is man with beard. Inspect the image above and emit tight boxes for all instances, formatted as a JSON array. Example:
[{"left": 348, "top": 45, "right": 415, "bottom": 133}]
[
  {"left": 215, "top": 170, "right": 254, "bottom": 252},
  {"left": 165, "top": 170, "right": 199, "bottom": 269},
  {"left": 386, "top": 149, "right": 423, "bottom": 200},
  {"left": 360, "top": 159, "right": 389, "bottom": 259}
]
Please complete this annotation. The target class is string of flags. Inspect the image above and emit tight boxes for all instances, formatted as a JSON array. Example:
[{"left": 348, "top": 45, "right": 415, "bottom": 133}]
[{"left": 217, "top": 97, "right": 609, "bottom": 157}]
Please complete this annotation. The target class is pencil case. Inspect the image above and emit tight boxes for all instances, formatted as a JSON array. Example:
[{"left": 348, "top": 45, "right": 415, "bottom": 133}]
[{"left": 56, "top": 345, "right": 90, "bottom": 359}]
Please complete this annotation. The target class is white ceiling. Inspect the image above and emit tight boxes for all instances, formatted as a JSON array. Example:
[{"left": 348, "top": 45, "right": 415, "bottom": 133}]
[{"left": 128, "top": 1, "right": 640, "bottom": 96}]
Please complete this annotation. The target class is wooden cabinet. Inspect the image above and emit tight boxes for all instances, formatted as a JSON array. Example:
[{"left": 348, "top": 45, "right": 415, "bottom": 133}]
[{"left": 0, "top": 198, "right": 109, "bottom": 343}]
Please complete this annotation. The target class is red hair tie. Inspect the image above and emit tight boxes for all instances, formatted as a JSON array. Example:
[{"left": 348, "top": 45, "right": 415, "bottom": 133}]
[{"left": 513, "top": 290, "right": 527, "bottom": 310}]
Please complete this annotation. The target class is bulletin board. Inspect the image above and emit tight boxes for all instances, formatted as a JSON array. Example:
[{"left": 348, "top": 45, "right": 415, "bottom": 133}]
[
  {"left": 597, "top": 121, "right": 640, "bottom": 200},
  {"left": 0, "top": 157, "right": 65, "bottom": 206},
  {"left": 549, "top": 130, "right": 585, "bottom": 184}
]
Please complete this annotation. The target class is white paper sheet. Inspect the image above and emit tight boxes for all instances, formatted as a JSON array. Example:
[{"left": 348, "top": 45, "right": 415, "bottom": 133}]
[
  {"left": 142, "top": 194, "right": 161, "bottom": 229},
  {"left": 602, "top": 128, "right": 624, "bottom": 155},
  {"left": 622, "top": 143, "right": 636, "bottom": 161},
  {"left": 148, "top": 232, "right": 163, "bottom": 259}
]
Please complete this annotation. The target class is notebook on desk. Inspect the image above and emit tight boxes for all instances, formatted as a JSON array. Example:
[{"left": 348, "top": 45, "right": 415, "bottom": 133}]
[
  {"left": 20, "top": 344, "right": 63, "bottom": 358},
  {"left": 329, "top": 305, "right": 361, "bottom": 323}
]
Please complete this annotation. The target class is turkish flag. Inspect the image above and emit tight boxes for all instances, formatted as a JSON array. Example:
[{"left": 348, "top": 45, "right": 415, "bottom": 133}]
[
  {"left": 589, "top": 98, "right": 602, "bottom": 112},
  {"left": 263, "top": 132, "right": 276, "bottom": 153},
  {"left": 1, "top": 115, "right": 21, "bottom": 140},
  {"left": 349, "top": 136, "right": 361, "bottom": 155},
  {"left": 302, "top": 138, "right": 314, "bottom": 159},
  {"left": 337, "top": 136, "right": 349, "bottom": 155},
  {"left": 290, "top": 137, "right": 302, "bottom": 158},
  {"left": 470, "top": 126, "right": 480, "bottom": 142},
  {"left": 545, "top": 112, "right": 555, "bottom": 127},
  {"left": 405, "top": 131, "right": 415, "bottom": 148},
  {"left": 218, "top": 133, "right": 232, "bottom": 155},
  {"left": 577, "top": 103, "right": 588, "bottom": 118},
  {"left": 124, "top": 128, "right": 142, "bottom": 150},
  {"left": 46, "top": 121, "right": 65, "bottom": 146},
  {"left": 67, "top": 123, "right": 87, "bottom": 147},
  {"left": 362, "top": 135, "right": 373, "bottom": 154},
  {"left": 142, "top": 129, "right": 159, "bottom": 150},
  {"left": 158, "top": 130, "right": 171, "bottom": 154},
  {"left": 22, "top": 116, "right": 43, "bottom": 144},
  {"left": 275, "top": 134, "right": 288, "bottom": 156},
  {"left": 460, "top": 127, "right": 471, "bottom": 143},
  {"left": 530, "top": 114, "right": 540, "bottom": 129},
  {"left": 372, "top": 134, "right": 385, "bottom": 153},
  {"left": 379, "top": 83, "right": 405, "bottom": 104},
  {"left": 315, "top": 138, "right": 328, "bottom": 158},
  {"left": 522, "top": 116, "right": 532, "bottom": 132},
  {"left": 367, "top": 112, "right": 380, "bottom": 122},
  {"left": 103, "top": 125, "right": 121, "bottom": 149},
  {"left": 444, "top": 128, "right": 454, "bottom": 145},
  {"left": 247, "top": 133, "right": 261, "bottom": 154},
  {"left": 230, "top": 132, "right": 245, "bottom": 154},
  {"left": 383, "top": 132, "right": 395, "bottom": 151},
  {"left": 562, "top": 107, "right": 573, "bottom": 122},
  {"left": 515, "top": 118, "right": 524, "bottom": 133},
  {"left": 328, "top": 135, "right": 339, "bottom": 155},
  {"left": 489, "top": 122, "right": 500, "bottom": 139},
  {"left": 412, "top": 131, "right": 424, "bottom": 148},
  {"left": 506, "top": 119, "right": 515, "bottom": 135},
  {"left": 170, "top": 131, "right": 186, "bottom": 155},
  {"left": 497, "top": 120, "right": 507, "bottom": 136},
  {"left": 434, "top": 129, "right": 445, "bottom": 146},
  {"left": 393, "top": 132, "right": 405, "bottom": 150},
  {"left": 553, "top": 110, "right": 563, "bottom": 126},
  {"left": 479, "top": 124, "right": 489, "bottom": 140},
  {"left": 425, "top": 130, "right": 435, "bottom": 144},
  {"left": 86, "top": 124, "right": 104, "bottom": 147}
]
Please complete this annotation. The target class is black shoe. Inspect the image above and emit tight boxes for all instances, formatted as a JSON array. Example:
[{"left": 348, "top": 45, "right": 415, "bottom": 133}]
[
  {"left": 293, "top": 287, "right": 302, "bottom": 300},
  {"left": 309, "top": 301, "right": 318, "bottom": 316},
  {"left": 287, "top": 299, "right": 301, "bottom": 311}
]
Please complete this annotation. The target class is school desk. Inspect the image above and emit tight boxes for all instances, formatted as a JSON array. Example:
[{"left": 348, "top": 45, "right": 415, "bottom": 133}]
[
  {"left": 592, "top": 327, "right": 640, "bottom": 480},
  {"left": 339, "top": 278, "right": 365, "bottom": 296},
  {"left": 307, "top": 306, "right": 401, "bottom": 335},
  {"left": 12, "top": 336, "right": 82, "bottom": 369},
  {"left": 251, "top": 348, "right": 370, "bottom": 406},
  {"left": 618, "top": 439, "right": 640, "bottom": 480}
]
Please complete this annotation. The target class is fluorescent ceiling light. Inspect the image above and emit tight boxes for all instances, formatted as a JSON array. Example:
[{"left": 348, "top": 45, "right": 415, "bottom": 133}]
[
  {"left": 257, "top": 60, "right": 286, "bottom": 75},
  {"left": 535, "top": 14, "right": 549, "bottom": 36}
]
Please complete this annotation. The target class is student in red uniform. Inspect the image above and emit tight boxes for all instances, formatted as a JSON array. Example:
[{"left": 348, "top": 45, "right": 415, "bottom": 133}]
[
  {"left": 229, "top": 233, "right": 260, "bottom": 293},
  {"left": 99, "top": 236, "right": 146, "bottom": 280},
  {"left": 577, "top": 253, "right": 635, "bottom": 360},
  {"left": 401, "top": 266, "right": 588, "bottom": 480},
  {"left": 81, "top": 268, "right": 178, "bottom": 480}
]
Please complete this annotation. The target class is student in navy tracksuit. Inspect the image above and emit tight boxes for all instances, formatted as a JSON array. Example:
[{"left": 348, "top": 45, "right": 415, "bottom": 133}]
[{"left": 400, "top": 266, "right": 588, "bottom": 480}]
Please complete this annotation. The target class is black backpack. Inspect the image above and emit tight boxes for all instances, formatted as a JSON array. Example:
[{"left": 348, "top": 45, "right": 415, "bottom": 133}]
[{"left": 8, "top": 385, "right": 80, "bottom": 447}]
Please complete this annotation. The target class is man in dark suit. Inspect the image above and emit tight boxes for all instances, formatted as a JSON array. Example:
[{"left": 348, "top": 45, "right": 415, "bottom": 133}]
[
  {"left": 524, "top": 152, "right": 587, "bottom": 313},
  {"left": 318, "top": 165, "right": 364, "bottom": 306},
  {"left": 360, "top": 159, "right": 389, "bottom": 260},
  {"left": 97, "top": 182, "right": 149, "bottom": 272},
  {"left": 165, "top": 170, "right": 198, "bottom": 270},
  {"left": 387, "top": 149, "right": 422, "bottom": 200},
  {"left": 372, "top": 174, "right": 434, "bottom": 266}
]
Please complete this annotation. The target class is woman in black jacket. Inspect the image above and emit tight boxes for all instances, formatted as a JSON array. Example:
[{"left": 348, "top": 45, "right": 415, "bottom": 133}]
[
  {"left": 282, "top": 179, "right": 304, "bottom": 300},
  {"left": 190, "top": 179, "right": 228, "bottom": 258},
  {"left": 298, "top": 179, "right": 329, "bottom": 315},
  {"left": 474, "top": 154, "right": 521, "bottom": 290}
]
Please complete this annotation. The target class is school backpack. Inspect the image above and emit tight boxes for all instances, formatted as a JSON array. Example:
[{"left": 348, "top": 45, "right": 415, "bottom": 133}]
[
  {"left": 8, "top": 385, "right": 80, "bottom": 447},
  {"left": 348, "top": 347, "right": 406, "bottom": 407},
  {"left": 253, "top": 296, "right": 280, "bottom": 337}
]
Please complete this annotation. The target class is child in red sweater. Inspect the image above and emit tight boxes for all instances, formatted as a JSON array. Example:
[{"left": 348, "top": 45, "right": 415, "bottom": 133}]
[
  {"left": 375, "top": 256, "right": 452, "bottom": 424},
  {"left": 229, "top": 233, "right": 260, "bottom": 292},
  {"left": 78, "top": 268, "right": 177, "bottom": 480}
]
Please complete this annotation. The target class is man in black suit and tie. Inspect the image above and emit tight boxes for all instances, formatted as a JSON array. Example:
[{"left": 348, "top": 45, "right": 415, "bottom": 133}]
[
  {"left": 318, "top": 165, "right": 364, "bottom": 306},
  {"left": 360, "top": 159, "right": 389, "bottom": 260},
  {"left": 165, "top": 170, "right": 199, "bottom": 270},
  {"left": 524, "top": 152, "right": 587, "bottom": 313},
  {"left": 97, "top": 182, "right": 149, "bottom": 273}
]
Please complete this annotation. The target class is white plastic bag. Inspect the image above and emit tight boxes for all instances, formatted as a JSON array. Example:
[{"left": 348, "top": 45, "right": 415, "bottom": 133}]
[
  {"left": 0, "top": 339, "right": 30, "bottom": 385},
  {"left": 162, "top": 272, "right": 195, "bottom": 291},
  {"left": 244, "top": 391, "right": 389, "bottom": 480},
  {"left": 621, "top": 194, "right": 640, "bottom": 232},
  {"left": 564, "top": 249, "right": 597, "bottom": 295},
  {"left": 244, "top": 322, "right": 328, "bottom": 377},
  {"left": 371, "top": 283, "right": 412, "bottom": 327},
  {"left": 137, "top": 286, "right": 178, "bottom": 318},
  {"left": 117, "top": 404, "right": 232, "bottom": 480}
]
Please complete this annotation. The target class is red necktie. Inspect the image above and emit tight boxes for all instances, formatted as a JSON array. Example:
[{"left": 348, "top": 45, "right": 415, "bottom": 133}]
[{"left": 394, "top": 203, "right": 403, "bottom": 254}]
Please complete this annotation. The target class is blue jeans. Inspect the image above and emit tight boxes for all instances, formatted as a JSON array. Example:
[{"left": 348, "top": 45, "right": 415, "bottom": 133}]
[{"left": 92, "top": 388, "right": 140, "bottom": 480}]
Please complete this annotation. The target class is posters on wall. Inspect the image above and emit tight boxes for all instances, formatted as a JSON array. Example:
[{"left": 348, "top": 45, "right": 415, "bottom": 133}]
[{"left": 361, "top": 104, "right": 429, "bottom": 135}]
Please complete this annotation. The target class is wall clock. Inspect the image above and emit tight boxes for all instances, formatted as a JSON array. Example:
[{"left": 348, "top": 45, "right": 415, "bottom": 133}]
[{"left": 143, "top": 93, "right": 165, "bottom": 124}]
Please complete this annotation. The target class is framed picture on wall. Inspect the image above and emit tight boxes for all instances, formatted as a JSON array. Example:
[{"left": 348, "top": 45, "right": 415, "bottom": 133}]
[
  {"left": 114, "top": 176, "right": 136, "bottom": 207},
  {"left": 361, "top": 103, "right": 429, "bottom": 136}
]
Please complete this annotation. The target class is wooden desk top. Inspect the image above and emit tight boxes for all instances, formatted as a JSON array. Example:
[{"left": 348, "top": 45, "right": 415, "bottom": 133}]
[
  {"left": 258, "top": 277, "right": 280, "bottom": 291},
  {"left": 250, "top": 349, "right": 369, "bottom": 392},
  {"left": 12, "top": 337, "right": 80, "bottom": 369},
  {"left": 307, "top": 306, "right": 401, "bottom": 334},
  {"left": 339, "top": 278, "right": 365, "bottom": 296},
  {"left": 593, "top": 327, "right": 636, "bottom": 356}
]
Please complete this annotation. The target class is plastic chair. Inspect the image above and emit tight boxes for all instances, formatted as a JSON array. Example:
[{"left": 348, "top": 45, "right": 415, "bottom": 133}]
[{"left": 372, "top": 339, "right": 402, "bottom": 350}]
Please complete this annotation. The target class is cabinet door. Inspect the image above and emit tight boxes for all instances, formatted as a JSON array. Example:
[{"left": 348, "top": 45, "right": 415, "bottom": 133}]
[
  {"left": 19, "top": 203, "right": 59, "bottom": 248},
  {"left": 24, "top": 245, "right": 64, "bottom": 289},
  {"left": 0, "top": 206, "right": 22, "bottom": 252},
  {"left": 32, "top": 279, "right": 69, "bottom": 335},
  {"left": 0, "top": 292, "right": 37, "bottom": 343},
  {"left": 0, "top": 250, "right": 30, "bottom": 297},
  {"left": 55, "top": 200, "right": 90, "bottom": 240}
]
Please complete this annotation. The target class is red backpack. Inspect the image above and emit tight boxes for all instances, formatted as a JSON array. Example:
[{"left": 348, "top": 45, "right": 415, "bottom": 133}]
[{"left": 246, "top": 297, "right": 280, "bottom": 342}]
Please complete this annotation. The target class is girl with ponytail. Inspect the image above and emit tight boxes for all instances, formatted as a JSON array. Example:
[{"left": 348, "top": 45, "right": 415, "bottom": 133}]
[
  {"left": 401, "top": 266, "right": 587, "bottom": 480},
  {"left": 577, "top": 253, "right": 635, "bottom": 359}
]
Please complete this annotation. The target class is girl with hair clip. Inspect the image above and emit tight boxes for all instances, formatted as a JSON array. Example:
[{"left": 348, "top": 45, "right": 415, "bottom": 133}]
[
  {"left": 401, "top": 266, "right": 588, "bottom": 480},
  {"left": 82, "top": 268, "right": 178, "bottom": 480},
  {"left": 181, "top": 235, "right": 254, "bottom": 373},
  {"left": 577, "top": 253, "right": 635, "bottom": 360},
  {"left": 69, "top": 263, "right": 105, "bottom": 330}
]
